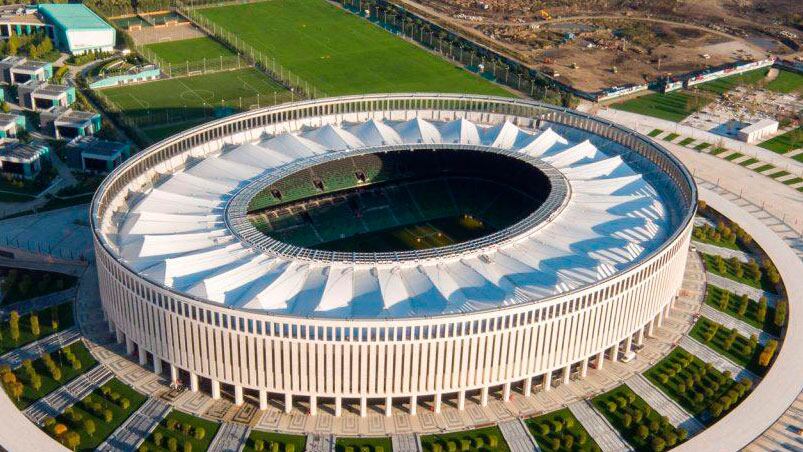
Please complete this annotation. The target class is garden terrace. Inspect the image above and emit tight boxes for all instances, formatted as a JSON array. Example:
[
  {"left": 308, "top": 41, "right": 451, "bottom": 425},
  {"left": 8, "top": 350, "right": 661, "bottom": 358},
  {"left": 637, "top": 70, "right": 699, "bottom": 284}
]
[
  {"left": 420, "top": 426, "right": 509, "bottom": 452},
  {"left": 644, "top": 348, "right": 752, "bottom": 423},
  {"left": 143, "top": 410, "right": 220, "bottom": 452},
  {"left": 0, "top": 303, "right": 74, "bottom": 354},
  {"left": 43, "top": 378, "right": 147, "bottom": 451},
  {"left": 701, "top": 253, "right": 777, "bottom": 293},
  {"left": 689, "top": 317, "right": 771, "bottom": 375},
  {"left": 0, "top": 267, "right": 77, "bottom": 305},
  {"left": 592, "top": 385, "right": 688, "bottom": 451},
  {"left": 336, "top": 437, "right": 393, "bottom": 452},
  {"left": 524, "top": 408, "right": 600, "bottom": 451},
  {"left": 243, "top": 431, "right": 306, "bottom": 452},
  {"left": 704, "top": 285, "right": 780, "bottom": 336}
]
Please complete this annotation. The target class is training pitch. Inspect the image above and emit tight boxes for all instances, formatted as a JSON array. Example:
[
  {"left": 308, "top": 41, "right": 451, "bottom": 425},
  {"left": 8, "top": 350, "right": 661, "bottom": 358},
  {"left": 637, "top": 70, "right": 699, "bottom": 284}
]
[
  {"left": 199, "top": 0, "right": 512, "bottom": 97},
  {"left": 143, "top": 36, "right": 236, "bottom": 64}
]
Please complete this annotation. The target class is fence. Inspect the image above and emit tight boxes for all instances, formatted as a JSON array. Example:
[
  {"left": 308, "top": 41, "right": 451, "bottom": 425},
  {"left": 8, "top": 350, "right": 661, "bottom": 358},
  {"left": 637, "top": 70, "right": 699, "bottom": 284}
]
[
  {"left": 174, "top": 0, "right": 327, "bottom": 99},
  {"left": 136, "top": 44, "right": 247, "bottom": 78}
]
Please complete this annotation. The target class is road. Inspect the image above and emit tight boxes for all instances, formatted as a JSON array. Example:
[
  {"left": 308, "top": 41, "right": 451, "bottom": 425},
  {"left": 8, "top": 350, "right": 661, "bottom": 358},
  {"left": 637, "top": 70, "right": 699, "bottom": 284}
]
[{"left": 96, "top": 397, "right": 171, "bottom": 452}]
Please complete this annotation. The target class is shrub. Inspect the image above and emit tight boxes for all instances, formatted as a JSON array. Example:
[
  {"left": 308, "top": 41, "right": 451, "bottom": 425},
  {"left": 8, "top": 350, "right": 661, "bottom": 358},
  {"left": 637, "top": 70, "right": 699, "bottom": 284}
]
[
  {"left": 577, "top": 430, "right": 588, "bottom": 445},
  {"left": 166, "top": 418, "right": 178, "bottom": 430},
  {"left": 153, "top": 432, "right": 163, "bottom": 446},
  {"left": 103, "top": 409, "right": 114, "bottom": 423},
  {"left": 487, "top": 435, "right": 498, "bottom": 448},
  {"left": 677, "top": 383, "right": 686, "bottom": 394},
  {"left": 607, "top": 401, "right": 617, "bottom": 413},
  {"left": 651, "top": 436, "right": 666, "bottom": 452},
  {"left": 623, "top": 413, "right": 632, "bottom": 428},
  {"left": 678, "top": 428, "right": 689, "bottom": 440},
  {"left": 617, "top": 396, "right": 629, "bottom": 409},
  {"left": 446, "top": 441, "right": 457, "bottom": 452},
  {"left": 184, "top": 441, "right": 192, "bottom": 452},
  {"left": 551, "top": 419, "right": 563, "bottom": 433},
  {"left": 84, "top": 419, "right": 96, "bottom": 437},
  {"left": 665, "top": 432, "right": 678, "bottom": 447},
  {"left": 194, "top": 427, "right": 205, "bottom": 440},
  {"left": 472, "top": 437, "right": 484, "bottom": 449},
  {"left": 637, "top": 425, "right": 649, "bottom": 440},
  {"left": 167, "top": 437, "right": 178, "bottom": 452},
  {"left": 538, "top": 423, "right": 550, "bottom": 435},
  {"left": 119, "top": 398, "right": 130, "bottom": 410},
  {"left": 253, "top": 439, "right": 264, "bottom": 451},
  {"left": 549, "top": 438, "right": 560, "bottom": 450},
  {"left": 286, "top": 444, "right": 295, "bottom": 452},
  {"left": 564, "top": 416, "right": 574, "bottom": 428},
  {"left": 54, "top": 423, "right": 68, "bottom": 436},
  {"left": 44, "top": 417, "right": 56, "bottom": 428},
  {"left": 109, "top": 392, "right": 121, "bottom": 402},
  {"left": 430, "top": 445, "right": 441, "bottom": 452},
  {"left": 459, "top": 439, "right": 470, "bottom": 451},
  {"left": 562, "top": 434, "right": 574, "bottom": 449},
  {"left": 633, "top": 409, "right": 643, "bottom": 423}
]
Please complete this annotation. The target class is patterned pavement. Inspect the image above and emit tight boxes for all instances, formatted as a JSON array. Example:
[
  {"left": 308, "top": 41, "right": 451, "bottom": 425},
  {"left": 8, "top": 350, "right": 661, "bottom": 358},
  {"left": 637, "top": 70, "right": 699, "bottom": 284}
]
[
  {"left": 96, "top": 397, "right": 170, "bottom": 452},
  {"left": 498, "top": 419, "right": 538, "bottom": 452},
  {"left": 208, "top": 422, "right": 250, "bottom": 452},
  {"left": 307, "top": 434, "right": 335, "bottom": 452},
  {"left": 568, "top": 401, "right": 633, "bottom": 452}
]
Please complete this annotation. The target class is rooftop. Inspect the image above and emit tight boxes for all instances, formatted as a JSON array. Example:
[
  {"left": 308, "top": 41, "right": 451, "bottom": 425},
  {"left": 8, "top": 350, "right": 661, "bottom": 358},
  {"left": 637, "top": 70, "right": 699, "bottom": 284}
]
[
  {"left": 37, "top": 3, "right": 112, "bottom": 31},
  {"left": 0, "top": 113, "right": 21, "bottom": 127},
  {"left": 55, "top": 108, "right": 99, "bottom": 125},
  {"left": 0, "top": 140, "right": 47, "bottom": 163},
  {"left": 67, "top": 136, "right": 126, "bottom": 157}
]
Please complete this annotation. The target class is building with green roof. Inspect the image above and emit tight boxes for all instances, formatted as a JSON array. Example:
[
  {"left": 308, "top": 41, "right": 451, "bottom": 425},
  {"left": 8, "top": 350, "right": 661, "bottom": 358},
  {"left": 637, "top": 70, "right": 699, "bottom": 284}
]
[{"left": 36, "top": 4, "right": 115, "bottom": 55}]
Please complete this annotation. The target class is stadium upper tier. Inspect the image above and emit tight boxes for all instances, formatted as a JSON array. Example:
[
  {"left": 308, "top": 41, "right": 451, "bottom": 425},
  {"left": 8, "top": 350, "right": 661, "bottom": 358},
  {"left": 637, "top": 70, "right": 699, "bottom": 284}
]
[{"left": 102, "top": 96, "right": 687, "bottom": 319}]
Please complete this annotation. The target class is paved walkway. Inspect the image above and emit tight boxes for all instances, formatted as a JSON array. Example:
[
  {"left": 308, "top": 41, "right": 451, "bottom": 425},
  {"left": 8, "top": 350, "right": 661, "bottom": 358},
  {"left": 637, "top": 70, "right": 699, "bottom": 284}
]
[
  {"left": 625, "top": 374, "right": 704, "bottom": 436},
  {"left": 307, "top": 434, "right": 336, "bottom": 452},
  {"left": 208, "top": 422, "right": 250, "bottom": 452},
  {"left": 0, "top": 256, "right": 86, "bottom": 277},
  {"left": 498, "top": 419, "right": 538, "bottom": 452},
  {"left": 691, "top": 241, "right": 752, "bottom": 263},
  {"left": 704, "top": 273, "right": 779, "bottom": 306},
  {"left": 23, "top": 364, "right": 113, "bottom": 425},
  {"left": 0, "top": 288, "right": 76, "bottom": 319},
  {"left": 0, "top": 327, "right": 81, "bottom": 369},
  {"left": 700, "top": 304, "right": 775, "bottom": 345},
  {"left": 97, "top": 397, "right": 171, "bottom": 452},
  {"left": 568, "top": 401, "right": 633, "bottom": 452},
  {"left": 678, "top": 336, "right": 756, "bottom": 382}
]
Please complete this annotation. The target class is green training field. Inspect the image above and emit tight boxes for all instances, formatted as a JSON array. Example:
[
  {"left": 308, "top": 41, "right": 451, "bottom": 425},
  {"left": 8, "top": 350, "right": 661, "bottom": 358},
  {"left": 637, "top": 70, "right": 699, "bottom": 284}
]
[
  {"left": 759, "top": 127, "right": 803, "bottom": 159},
  {"left": 695, "top": 68, "right": 770, "bottom": 95},
  {"left": 143, "top": 36, "right": 235, "bottom": 64},
  {"left": 766, "top": 70, "right": 803, "bottom": 94},
  {"left": 612, "top": 91, "right": 712, "bottom": 122},
  {"left": 198, "top": 0, "right": 511, "bottom": 96}
]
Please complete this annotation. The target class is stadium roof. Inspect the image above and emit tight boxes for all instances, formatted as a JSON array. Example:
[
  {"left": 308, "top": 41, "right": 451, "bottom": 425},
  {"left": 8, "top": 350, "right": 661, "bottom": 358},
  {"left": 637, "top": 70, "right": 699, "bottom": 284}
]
[
  {"left": 37, "top": 4, "right": 112, "bottom": 31},
  {"left": 111, "top": 118, "right": 675, "bottom": 319}
]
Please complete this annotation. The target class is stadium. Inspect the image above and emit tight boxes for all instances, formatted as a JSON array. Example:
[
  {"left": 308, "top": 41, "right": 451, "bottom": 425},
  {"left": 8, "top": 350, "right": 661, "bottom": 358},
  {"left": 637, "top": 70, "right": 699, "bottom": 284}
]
[{"left": 91, "top": 94, "right": 696, "bottom": 418}]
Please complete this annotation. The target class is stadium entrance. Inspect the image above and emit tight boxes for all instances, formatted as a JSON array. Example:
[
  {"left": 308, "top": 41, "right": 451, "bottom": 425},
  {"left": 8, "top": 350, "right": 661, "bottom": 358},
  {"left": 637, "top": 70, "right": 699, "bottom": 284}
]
[{"left": 246, "top": 148, "right": 553, "bottom": 253}]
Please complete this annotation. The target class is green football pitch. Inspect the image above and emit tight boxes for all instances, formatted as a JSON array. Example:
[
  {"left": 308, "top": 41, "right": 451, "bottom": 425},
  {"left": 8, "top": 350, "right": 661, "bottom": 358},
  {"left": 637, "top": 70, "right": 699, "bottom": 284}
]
[
  {"left": 143, "top": 36, "right": 235, "bottom": 64},
  {"left": 198, "top": 0, "right": 512, "bottom": 96}
]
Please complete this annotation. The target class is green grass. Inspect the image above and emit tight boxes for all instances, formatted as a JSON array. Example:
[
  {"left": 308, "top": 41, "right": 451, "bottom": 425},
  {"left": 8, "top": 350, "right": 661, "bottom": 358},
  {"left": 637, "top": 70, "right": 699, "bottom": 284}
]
[
  {"left": 5, "top": 341, "right": 97, "bottom": 409},
  {"left": 143, "top": 410, "right": 220, "bottom": 452},
  {"left": 724, "top": 152, "right": 743, "bottom": 161},
  {"left": 1, "top": 268, "right": 77, "bottom": 305},
  {"left": 592, "top": 385, "right": 687, "bottom": 451},
  {"left": 421, "top": 426, "right": 509, "bottom": 452},
  {"left": 704, "top": 285, "right": 779, "bottom": 335},
  {"left": 46, "top": 378, "right": 147, "bottom": 451},
  {"left": 753, "top": 163, "right": 774, "bottom": 173},
  {"left": 198, "top": 0, "right": 511, "bottom": 97},
  {"left": 140, "top": 118, "right": 210, "bottom": 143},
  {"left": 759, "top": 127, "right": 802, "bottom": 154},
  {"left": 243, "top": 431, "right": 306, "bottom": 452},
  {"left": 701, "top": 252, "right": 776, "bottom": 293},
  {"left": 644, "top": 348, "right": 747, "bottom": 422},
  {"left": 0, "top": 302, "right": 74, "bottom": 354},
  {"left": 612, "top": 91, "right": 710, "bottom": 122},
  {"left": 695, "top": 69, "right": 769, "bottom": 95},
  {"left": 710, "top": 147, "right": 727, "bottom": 156},
  {"left": 782, "top": 177, "right": 803, "bottom": 185},
  {"left": 678, "top": 137, "right": 695, "bottom": 146},
  {"left": 98, "top": 68, "right": 292, "bottom": 131},
  {"left": 689, "top": 317, "right": 766, "bottom": 374},
  {"left": 336, "top": 437, "right": 394, "bottom": 452},
  {"left": 770, "top": 170, "right": 790, "bottom": 179},
  {"left": 765, "top": 70, "right": 803, "bottom": 94},
  {"left": 525, "top": 408, "right": 600, "bottom": 451},
  {"left": 739, "top": 158, "right": 758, "bottom": 167},
  {"left": 143, "top": 36, "right": 235, "bottom": 64},
  {"left": 647, "top": 129, "right": 662, "bottom": 137},
  {"left": 664, "top": 132, "right": 680, "bottom": 141},
  {"left": 694, "top": 142, "right": 711, "bottom": 150}
]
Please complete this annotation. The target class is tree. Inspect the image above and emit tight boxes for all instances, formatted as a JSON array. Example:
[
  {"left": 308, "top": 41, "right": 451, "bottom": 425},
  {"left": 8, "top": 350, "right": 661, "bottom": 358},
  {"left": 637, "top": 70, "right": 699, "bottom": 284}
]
[
  {"left": 253, "top": 440, "right": 264, "bottom": 451},
  {"left": 9, "top": 311, "right": 20, "bottom": 343},
  {"left": 7, "top": 35, "right": 20, "bottom": 56},
  {"left": 538, "top": 423, "right": 550, "bottom": 435},
  {"left": 64, "top": 431, "right": 81, "bottom": 451},
  {"left": 651, "top": 436, "right": 666, "bottom": 452},
  {"left": 774, "top": 300, "right": 788, "bottom": 328},
  {"left": 194, "top": 427, "right": 205, "bottom": 440},
  {"left": 103, "top": 409, "right": 113, "bottom": 423},
  {"left": 84, "top": 419, "right": 96, "bottom": 437},
  {"left": 153, "top": 432, "right": 163, "bottom": 446},
  {"left": 183, "top": 441, "right": 192, "bottom": 452},
  {"left": 31, "top": 373, "right": 42, "bottom": 392},
  {"left": 30, "top": 314, "right": 40, "bottom": 337},
  {"left": 756, "top": 297, "right": 768, "bottom": 323},
  {"left": 637, "top": 425, "right": 649, "bottom": 440},
  {"left": 167, "top": 437, "right": 178, "bottom": 452},
  {"left": 737, "top": 294, "right": 748, "bottom": 318}
]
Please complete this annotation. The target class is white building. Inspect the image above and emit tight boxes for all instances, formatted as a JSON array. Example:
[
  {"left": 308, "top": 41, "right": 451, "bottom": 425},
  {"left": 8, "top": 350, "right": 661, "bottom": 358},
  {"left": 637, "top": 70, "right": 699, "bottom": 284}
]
[
  {"left": 738, "top": 118, "right": 779, "bottom": 144},
  {"left": 92, "top": 94, "right": 696, "bottom": 417}
]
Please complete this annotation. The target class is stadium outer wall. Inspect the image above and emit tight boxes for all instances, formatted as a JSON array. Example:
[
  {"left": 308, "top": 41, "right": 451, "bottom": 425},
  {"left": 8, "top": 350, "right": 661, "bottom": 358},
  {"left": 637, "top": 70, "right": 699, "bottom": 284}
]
[{"left": 92, "top": 94, "right": 696, "bottom": 417}]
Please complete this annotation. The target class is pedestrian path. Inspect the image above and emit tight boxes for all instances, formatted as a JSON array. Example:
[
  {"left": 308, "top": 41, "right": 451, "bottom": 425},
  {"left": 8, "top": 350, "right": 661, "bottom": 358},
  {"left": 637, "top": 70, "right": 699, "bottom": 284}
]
[
  {"left": 625, "top": 374, "right": 704, "bottom": 435},
  {"left": 498, "top": 419, "right": 538, "bottom": 452},
  {"left": 568, "top": 400, "right": 633, "bottom": 452},
  {"left": 97, "top": 397, "right": 170, "bottom": 451},
  {"left": 691, "top": 242, "right": 752, "bottom": 263},
  {"left": 23, "top": 364, "right": 113, "bottom": 424},
  {"left": 0, "top": 327, "right": 80, "bottom": 368},
  {"left": 705, "top": 273, "right": 778, "bottom": 306},
  {"left": 307, "top": 434, "right": 335, "bottom": 452},
  {"left": 208, "top": 422, "right": 250, "bottom": 452},
  {"left": 678, "top": 336, "right": 757, "bottom": 382},
  {"left": 0, "top": 288, "right": 76, "bottom": 319},
  {"left": 700, "top": 304, "right": 775, "bottom": 344}
]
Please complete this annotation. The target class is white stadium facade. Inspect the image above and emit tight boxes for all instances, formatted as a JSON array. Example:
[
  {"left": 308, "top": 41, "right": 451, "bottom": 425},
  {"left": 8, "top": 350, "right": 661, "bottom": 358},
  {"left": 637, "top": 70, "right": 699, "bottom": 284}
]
[{"left": 91, "top": 94, "right": 696, "bottom": 417}]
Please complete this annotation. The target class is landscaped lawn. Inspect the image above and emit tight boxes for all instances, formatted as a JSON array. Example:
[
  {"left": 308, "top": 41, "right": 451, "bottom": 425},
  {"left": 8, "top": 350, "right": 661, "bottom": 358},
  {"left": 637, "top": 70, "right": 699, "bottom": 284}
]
[
  {"left": 4, "top": 341, "right": 97, "bottom": 409},
  {"left": 753, "top": 163, "right": 774, "bottom": 172},
  {"left": 710, "top": 147, "right": 727, "bottom": 156},
  {"left": 612, "top": 91, "right": 711, "bottom": 122},
  {"left": 759, "top": 127, "right": 802, "bottom": 155},
  {"left": 44, "top": 378, "right": 147, "bottom": 451},
  {"left": 0, "top": 268, "right": 77, "bottom": 305},
  {"left": 421, "top": 426, "right": 509, "bottom": 452},
  {"left": 689, "top": 317, "right": 767, "bottom": 374},
  {"left": 244, "top": 431, "right": 306, "bottom": 452},
  {"left": 724, "top": 152, "right": 743, "bottom": 161},
  {"left": 592, "top": 385, "right": 687, "bottom": 451},
  {"left": 644, "top": 348, "right": 750, "bottom": 423},
  {"left": 198, "top": 0, "right": 510, "bottom": 97},
  {"left": 701, "top": 252, "right": 777, "bottom": 293},
  {"left": 142, "top": 410, "right": 220, "bottom": 452},
  {"left": 647, "top": 129, "right": 662, "bottom": 137},
  {"left": 765, "top": 69, "right": 803, "bottom": 94},
  {"left": 705, "top": 285, "right": 779, "bottom": 335},
  {"left": 0, "top": 302, "right": 75, "bottom": 354},
  {"left": 695, "top": 68, "right": 769, "bottom": 95},
  {"left": 143, "top": 36, "right": 235, "bottom": 64},
  {"left": 739, "top": 158, "right": 759, "bottom": 167},
  {"left": 664, "top": 132, "right": 680, "bottom": 141},
  {"left": 678, "top": 137, "right": 695, "bottom": 146},
  {"left": 337, "top": 436, "right": 394, "bottom": 452},
  {"left": 694, "top": 142, "right": 710, "bottom": 150},
  {"left": 524, "top": 408, "right": 600, "bottom": 451}
]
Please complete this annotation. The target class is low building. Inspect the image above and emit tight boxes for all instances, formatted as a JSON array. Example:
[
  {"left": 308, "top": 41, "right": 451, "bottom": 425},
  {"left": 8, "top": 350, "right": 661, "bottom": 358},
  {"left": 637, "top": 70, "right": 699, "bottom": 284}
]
[
  {"left": 40, "top": 107, "right": 101, "bottom": 139},
  {"left": 0, "top": 56, "right": 53, "bottom": 85},
  {"left": 738, "top": 118, "right": 779, "bottom": 144},
  {"left": 0, "top": 5, "right": 55, "bottom": 42},
  {"left": 65, "top": 136, "right": 129, "bottom": 172},
  {"left": 36, "top": 4, "right": 115, "bottom": 55},
  {"left": 0, "top": 113, "right": 26, "bottom": 138},
  {"left": 17, "top": 81, "right": 75, "bottom": 111},
  {"left": 0, "top": 140, "right": 49, "bottom": 180}
]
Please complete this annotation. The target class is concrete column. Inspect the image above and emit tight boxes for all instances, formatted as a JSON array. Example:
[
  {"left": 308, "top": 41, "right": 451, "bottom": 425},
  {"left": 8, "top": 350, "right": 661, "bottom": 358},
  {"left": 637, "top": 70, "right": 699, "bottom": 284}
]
[
  {"left": 153, "top": 357, "right": 162, "bottom": 375},
  {"left": 502, "top": 383, "right": 511, "bottom": 401},
  {"left": 385, "top": 397, "right": 392, "bottom": 417},
  {"left": 259, "top": 389, "right": 267, "bottom": 410},
  {"left": 625, "top": 335, "right": 633, "bottom": 353},
  {"left": 636, "top": 327, "right": 645, "bottom": 346},
  {"left": 656, "top": 310, "right": 664, "bottom": 328},
  {"left": 125, "top": 337, "right": 134, "bottom": 355},
  {"left": 523, "top": 378, "right": 532, "bottom": 397},
  {"left": 170, "top": 365, "right": 178, "bottom": 384},
  {"left": 211, "top": 380, "right": 221, "bottom": 400},
  {"left": 434, "top": 393, "right": 442, "bottom": 413},
  {"left": 190, "top": 373, "right": 199, "bottom": 392},
  {"left": 284, "top": 393, "right": 292, "bottom": 413},
  {"left": 581, "top": 358, "right": 589, "bottom": 378},
  {"left": 480, "top": 387, "right": 489, "bottom": 406},
  {"left": 360, "top": 397, "right": 367, "bottom": 417},
  {"left": 458, "top": 391, "right": 466, "bottom": 410},
  {"left": 610, "top": 345, "right": 619, "bottom": 362},
  {"left": 409, "top": 395, "right": 417, "bottom": 416},
  {"left": 107, "top": 320, "right": 115, "bottom": 334},
  {"left": 234, "top": 385, "right": 244, "bottom": 406},
  {"left": 138, "top": 348, "right": 147, "bottom": 366},
  {"left": 647, "top": 319, "right": 655, "bottom": 337},
  {"left": 562, "top": 365, "right": 571, "bottom": 385},
  {"left": 665, "top": 304, "right": 672, "bottom": 318},
  {"left": 115, "top": 328, "right": 123, "bottom": 344},
  {"left": 335, "top": 397, "right": 342, "bottom": 417},
  {"left": 544, "top": 371, "right": 552, "bottom": 392},
  {"left": 596, "top": 351, "right": 605, "bottom": 370},
  {"left": 310, "top": 396, "right": 317, "bottom": 416}
]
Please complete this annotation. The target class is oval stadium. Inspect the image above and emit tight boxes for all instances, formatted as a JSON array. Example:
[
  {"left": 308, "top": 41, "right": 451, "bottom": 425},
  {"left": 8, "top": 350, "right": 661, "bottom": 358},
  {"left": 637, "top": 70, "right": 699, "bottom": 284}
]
[{"left": 91, "top": 94, "right": 696, "bottom": 417}]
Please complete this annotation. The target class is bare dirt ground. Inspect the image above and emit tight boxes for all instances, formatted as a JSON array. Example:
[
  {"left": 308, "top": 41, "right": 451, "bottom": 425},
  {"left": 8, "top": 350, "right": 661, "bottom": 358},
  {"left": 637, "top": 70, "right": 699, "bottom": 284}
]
[
  {"left": 128, "top": 23, "right": 207, "bottom": 45},
  {"left": 398, "top": 0, "right": 801, "bottom": 92}
]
